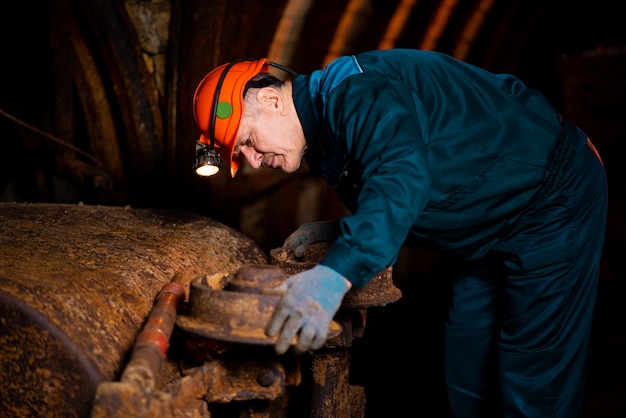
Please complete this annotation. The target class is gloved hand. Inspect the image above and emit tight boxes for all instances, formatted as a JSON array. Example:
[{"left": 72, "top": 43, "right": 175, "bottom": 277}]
[
  {"left": 283, "top": 221, "right": 340, "bottom": 258},
  {"left": 263, "top": 264, "right": 352, "bottom": 355}
]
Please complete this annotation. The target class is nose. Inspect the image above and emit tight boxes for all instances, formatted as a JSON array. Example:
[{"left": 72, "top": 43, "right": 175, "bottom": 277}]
[{"left": 239, "top": 146, "right": 263, "bottom": 169}]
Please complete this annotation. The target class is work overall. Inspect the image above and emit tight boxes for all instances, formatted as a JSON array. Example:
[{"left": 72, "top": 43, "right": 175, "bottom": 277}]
[
  {"left": 444, "top": 120, "right": 608, "bottom": 417},
  {"left": 293, "top": 49, "right": 608, "bottom": 417}
]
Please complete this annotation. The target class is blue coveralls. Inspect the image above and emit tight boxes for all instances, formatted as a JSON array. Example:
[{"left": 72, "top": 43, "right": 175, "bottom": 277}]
[{"left": 291, "top": 49, "right": 608, "bottom": 417}]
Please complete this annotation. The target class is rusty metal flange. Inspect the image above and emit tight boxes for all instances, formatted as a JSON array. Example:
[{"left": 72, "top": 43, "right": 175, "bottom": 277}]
[
  {"left": 176, "top": 264, "right": 342, "bottom": 345},
  {"left": 269, "top": 243, "right": 402, "bottom": 308}
]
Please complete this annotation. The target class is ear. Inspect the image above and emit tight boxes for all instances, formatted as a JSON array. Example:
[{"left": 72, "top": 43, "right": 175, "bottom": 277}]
[{"left": 256, "top": 87, "right": 286, "bottom": 114}]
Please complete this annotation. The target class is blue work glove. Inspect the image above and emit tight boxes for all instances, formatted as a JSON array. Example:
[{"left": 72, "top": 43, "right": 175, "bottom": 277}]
[
  {"left": 283, "top": 221, "right": 340, "bottom": 258},
  {"left": 264, "top": 264, "right": 352, "bottom": 355}
]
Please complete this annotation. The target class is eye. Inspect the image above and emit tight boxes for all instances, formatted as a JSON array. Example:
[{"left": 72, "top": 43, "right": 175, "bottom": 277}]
[{"left": 234, "top": 137, "right": 251, "bottom": 158}]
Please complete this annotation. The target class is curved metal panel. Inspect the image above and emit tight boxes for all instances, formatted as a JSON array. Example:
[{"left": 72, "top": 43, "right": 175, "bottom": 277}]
[{"left": 0, "top": 202, "right": 268, "bottom": 417}]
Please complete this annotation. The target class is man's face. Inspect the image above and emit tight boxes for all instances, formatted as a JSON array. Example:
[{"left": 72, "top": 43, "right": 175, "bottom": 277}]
[{"left": 233, "top": 87, "right": 306, "bottom": 173}]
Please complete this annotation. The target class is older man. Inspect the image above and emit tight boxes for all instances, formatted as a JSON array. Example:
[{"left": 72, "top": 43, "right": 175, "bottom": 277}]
[{"left": 192, "top": 49, "right": 607, "bottom": 417}]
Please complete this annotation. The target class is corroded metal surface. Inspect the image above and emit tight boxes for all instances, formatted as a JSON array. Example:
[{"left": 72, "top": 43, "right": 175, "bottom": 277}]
[
  {"left": 92, "top": 269, "right": 287, "bottom": 418},
  {"left": 120, "top": 277, "right": 186, "bottom": 391},
  {"left": 0, "top": 202, "right": 268, "bottom": 418},
  {"left": 269, "top": 243, "right": 402, "bottom": 308},
  {"left": 177, "top": 265, "right": 342, "bottom": 346},
  {"left": 310, "top": 348, "right": 353, "bottom": 417},
  {"left": 92, "top": 359, "right": 286, "bottom": 418}
]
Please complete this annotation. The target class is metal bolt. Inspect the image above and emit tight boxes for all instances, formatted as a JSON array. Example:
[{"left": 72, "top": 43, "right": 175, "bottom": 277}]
[{"left": 256, "top": 367, "right": 277, "bottom": 387}]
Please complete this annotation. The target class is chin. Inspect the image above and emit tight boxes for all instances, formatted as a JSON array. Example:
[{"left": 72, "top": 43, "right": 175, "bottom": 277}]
[{"left": 284, "top": 161, "right": 302, "bottom": 173}]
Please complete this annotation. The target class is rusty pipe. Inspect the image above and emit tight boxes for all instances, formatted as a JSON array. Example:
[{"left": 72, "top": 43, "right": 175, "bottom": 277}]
[{"left": 120, "top": 273, "right": 186, "bottom": 389}]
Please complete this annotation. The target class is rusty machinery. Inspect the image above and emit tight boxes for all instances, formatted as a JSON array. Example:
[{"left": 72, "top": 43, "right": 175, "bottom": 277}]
[
  {"left": 92, "top": 243, "right": 401, "bottom": 417},
  {"left": 0, "top": 203, "right": 401, "bottom": 417},
  {"left": 0, "top": 203, "right": 268, "bottom": 418}
]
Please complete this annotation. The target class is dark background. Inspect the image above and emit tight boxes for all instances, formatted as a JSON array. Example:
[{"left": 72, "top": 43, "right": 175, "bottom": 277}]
[{"left": 1, "top": 1, "right": 625, "bottom": 416}]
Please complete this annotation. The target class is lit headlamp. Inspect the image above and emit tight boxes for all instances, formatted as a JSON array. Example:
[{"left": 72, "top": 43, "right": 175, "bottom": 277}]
[{"left": 194, "top": 141, "right": 223, "bottom": 177}]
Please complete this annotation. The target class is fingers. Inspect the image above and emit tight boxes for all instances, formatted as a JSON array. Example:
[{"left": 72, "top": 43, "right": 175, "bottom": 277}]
[
  {"left": 293, "top": 322, "right": 315, "bottom": 354},
  {"left": 274, "top": 314, "right": 303, "bottom": 355},
  {"left": 269, "top": 313, "right": 328, "bottom": 355},
  {"left": 265, "top": 296, "right": 327, "bottom": 355},
  {"left": 309, "top": 332, "right": 328, "bottom": 352},
  {"left": 265, "top": 300, "right": 291, "bottom": 338},
  {"left": 293, "top": 244, "right": 307, "bottom": 258},
  {"left": 283, "top": 234, "right": 306, "bottom": 248},
  {"left": 294, "top": 325, "right": 327, "bottom": 354}
]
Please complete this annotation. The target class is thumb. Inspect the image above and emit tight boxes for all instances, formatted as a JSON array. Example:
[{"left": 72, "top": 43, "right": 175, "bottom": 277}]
[{"left": 293, "top": 244, "right": 307, "bottom": 258}]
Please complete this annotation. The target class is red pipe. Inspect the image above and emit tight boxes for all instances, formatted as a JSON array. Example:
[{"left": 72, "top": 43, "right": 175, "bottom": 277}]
[{"left": 121, "top": 274, "right": 186, "bottom": 388}]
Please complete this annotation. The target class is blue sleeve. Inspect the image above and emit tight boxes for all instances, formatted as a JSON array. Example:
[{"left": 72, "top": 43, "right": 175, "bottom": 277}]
[
  {"left": 315, "top": 50, "right": 561, "bottom": 287},
  {"left": 319, "top": 74, "right": 429, "bottom": 287}
]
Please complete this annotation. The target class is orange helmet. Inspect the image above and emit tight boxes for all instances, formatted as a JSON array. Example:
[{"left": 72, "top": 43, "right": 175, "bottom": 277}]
[{"left": 193, "top": 58, "right": 269, "bottom": 177}]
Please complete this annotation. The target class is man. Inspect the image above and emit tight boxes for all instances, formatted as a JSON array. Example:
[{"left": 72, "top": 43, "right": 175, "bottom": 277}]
[{"left": 192, "top": 49, "right": 607, "bottom": 417}]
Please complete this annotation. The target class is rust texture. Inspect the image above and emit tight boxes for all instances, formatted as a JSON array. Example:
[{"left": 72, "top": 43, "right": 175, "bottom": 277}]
[
  {"left": 310, "top": 348, "right": 353, "bottom": 417},
  {"left": 0, "top": 202, "right": 268, "bottom": 418},
  {"left": 120, "top": 279, "right": 186, "bottom": 390},
  {"left": 92, "top": 358, "right": 286, "bottom": 418},
  {"left": 177, "top": 266, "right": 342, "bottom": 347},
  {"left": 270, "top": 242, "right": 402, "bottom": 308}
]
